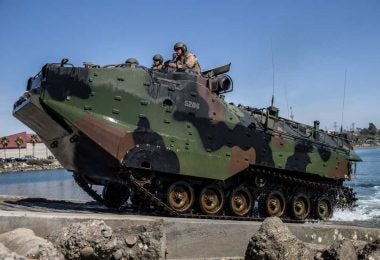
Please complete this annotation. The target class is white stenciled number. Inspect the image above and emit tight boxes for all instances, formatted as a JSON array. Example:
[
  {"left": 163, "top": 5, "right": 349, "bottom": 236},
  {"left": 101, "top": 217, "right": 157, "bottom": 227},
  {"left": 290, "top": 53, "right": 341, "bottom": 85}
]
[{"left": 184, "top": 100, "right": 200, "bottom": 110}]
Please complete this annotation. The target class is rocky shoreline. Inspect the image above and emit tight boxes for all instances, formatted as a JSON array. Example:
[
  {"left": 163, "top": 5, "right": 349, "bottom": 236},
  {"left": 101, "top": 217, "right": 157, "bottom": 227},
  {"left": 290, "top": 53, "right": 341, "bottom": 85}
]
[
  {"left": 0, "top": 161, "right": 63, "bottom": 173},
  {"left": 0, "top": 217, "right": 378, "bottom": 259},
  {"left": 353, "top": 143, "right": 380, "bottom": 148},
  {"left": 246, "top": 217, "right": 379, "bottom": 260}
]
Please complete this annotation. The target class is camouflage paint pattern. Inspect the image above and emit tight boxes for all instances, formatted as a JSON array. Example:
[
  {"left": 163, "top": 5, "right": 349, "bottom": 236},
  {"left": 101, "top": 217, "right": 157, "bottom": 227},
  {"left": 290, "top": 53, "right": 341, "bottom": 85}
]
[{"left": 13, "top": 63, "right": 361, "bottom": 182}]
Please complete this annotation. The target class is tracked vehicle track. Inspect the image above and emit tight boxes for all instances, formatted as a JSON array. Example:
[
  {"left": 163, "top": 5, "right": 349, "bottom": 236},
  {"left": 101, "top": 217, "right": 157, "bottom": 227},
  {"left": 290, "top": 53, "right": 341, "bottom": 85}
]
[
  {"left": 73, "top": 173, "right": 106, "bottom": 204},
  {"left": 73, "top": 167, "right": 357, "bottom": 223}
]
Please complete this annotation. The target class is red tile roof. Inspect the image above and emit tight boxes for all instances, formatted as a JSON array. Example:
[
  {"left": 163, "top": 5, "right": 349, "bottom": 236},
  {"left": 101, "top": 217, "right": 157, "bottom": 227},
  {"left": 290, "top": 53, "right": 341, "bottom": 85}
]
[{"left": 1, "top": 132, "right": 41, "bottom": 149}]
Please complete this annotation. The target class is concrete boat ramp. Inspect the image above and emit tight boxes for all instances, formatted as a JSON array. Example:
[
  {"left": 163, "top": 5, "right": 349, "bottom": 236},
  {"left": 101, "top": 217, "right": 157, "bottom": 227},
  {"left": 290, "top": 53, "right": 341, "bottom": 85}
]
[{"left": 0, "top": 196, "right": 379, "bottom": 259}]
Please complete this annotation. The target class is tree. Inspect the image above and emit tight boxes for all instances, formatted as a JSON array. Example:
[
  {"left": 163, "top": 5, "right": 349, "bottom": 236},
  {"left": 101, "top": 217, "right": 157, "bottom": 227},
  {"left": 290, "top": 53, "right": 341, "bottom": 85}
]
[
  {"left": 360, "top": 128, "right": 369, "bottom": 135},
  {"left": 0, "top": 136, "right": 9, "bottom": 159},
  {"left": 15, "top": 136, "right": 24, "bottom": 159},
  {"left": 30, "top": 134, "right": 38, "bottom": 157},
  {"left": 368, "top": 123, "right": 377, "bottom": 135}
]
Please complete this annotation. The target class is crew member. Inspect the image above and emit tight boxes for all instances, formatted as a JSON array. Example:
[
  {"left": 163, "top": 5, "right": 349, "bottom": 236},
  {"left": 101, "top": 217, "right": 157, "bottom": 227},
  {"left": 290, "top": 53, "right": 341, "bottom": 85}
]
[
  {"left": 168, "top": 42, "right": 201, "bottom": 74},
  {"left": 125, "top": 58, "right": 139, "bottom": 68},
  {"left": 151, "top": 54, "right": 164, "bottom": 70}
]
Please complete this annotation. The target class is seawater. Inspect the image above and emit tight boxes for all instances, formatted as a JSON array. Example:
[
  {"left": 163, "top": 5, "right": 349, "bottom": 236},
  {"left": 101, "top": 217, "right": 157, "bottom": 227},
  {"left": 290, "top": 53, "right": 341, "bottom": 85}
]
[
  {"left": 0, "top": 148, "right": 379, "bottom": 224},
  {"left": 0, "top": 169, "right": 92, "bottom": 201},
  {"left": 332, "top": 147, "right": 380, "bottom": 224}
]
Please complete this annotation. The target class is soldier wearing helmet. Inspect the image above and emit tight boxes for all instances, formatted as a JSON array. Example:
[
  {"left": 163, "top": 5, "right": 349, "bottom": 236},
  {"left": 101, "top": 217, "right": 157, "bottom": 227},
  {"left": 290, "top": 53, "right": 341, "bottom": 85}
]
[
  {"left": 125, "top": 58, "right": 139, "bottom": 68},
  {"left": 151, "top": 54, "right": 164, "bottom": 71},
  {"left": 168, "top": 42, "right": 201, "bottom": 74}
]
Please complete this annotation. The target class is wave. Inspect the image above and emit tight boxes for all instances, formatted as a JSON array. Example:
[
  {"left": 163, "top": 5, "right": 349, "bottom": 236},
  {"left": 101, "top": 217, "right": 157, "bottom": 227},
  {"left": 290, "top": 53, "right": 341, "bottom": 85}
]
[
  {"left": 332, "top": 208, "right": 380, "bottom": 221},
  {"left": 358, "top": 200, "right": 380, "bottom": 209},
  {"left": 332, "top": 196, "right": 380, "bottom": 222},
  {"left": 351, "top": 183, "right": 380, "bottom": 188}
]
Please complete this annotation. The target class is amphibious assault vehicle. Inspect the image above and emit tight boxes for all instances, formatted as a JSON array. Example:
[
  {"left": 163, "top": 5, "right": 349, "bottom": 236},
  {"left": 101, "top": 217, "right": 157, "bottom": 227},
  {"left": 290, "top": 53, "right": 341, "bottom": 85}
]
[{"left": 13, "top": 58, "right": 361, "bottom": 221}]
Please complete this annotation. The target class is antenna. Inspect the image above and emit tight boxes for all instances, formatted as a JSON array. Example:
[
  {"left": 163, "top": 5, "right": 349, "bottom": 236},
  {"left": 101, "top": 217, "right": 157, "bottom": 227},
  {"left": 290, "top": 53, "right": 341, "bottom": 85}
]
[
  {"left": 340, "top": 70, "right": 347, "bottom": 133},
  {"left": 284, "top": 85, "right": 290, "bottom": 118},
  {"left": 290, "top": 106, "right": 294, "bottom": 120},
  {"left": 271, "top": 41, "right": 275, "bottom": 107}
]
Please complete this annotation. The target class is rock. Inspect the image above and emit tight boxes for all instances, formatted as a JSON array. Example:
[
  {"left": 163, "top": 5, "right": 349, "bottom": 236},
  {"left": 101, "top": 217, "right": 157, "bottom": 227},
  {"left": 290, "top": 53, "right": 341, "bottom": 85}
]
[
  {"left": 0, "top": 242, "right": 26, "bottom": 259},
  {"left": 304, "top": 242, "right": 329, "bottom": 256},
  {"left": 80, "top": 246, "right": 95, "bottom": 258},
  {"left": 244, "top": 217, "right": 375, "bottom": 260},
  {"left": 125, "top": 235, "right": 138, "bottom": 247},
  {"left": 318, "top": 239, "right": 357, "bottom": 260},
  {"left": 339, "top": 240, "right": 357, "bottom": 260},
  {"left": 110, "top": 220, "right": 164, "bottom": 260},
  {"left": 245, "top": 217, "right": 313, "bottom": 260},
  {"left": 0, "top": 228, "right": 64, "bottom": 259},
  {"left": 49, "top": 219, "right": 165, "bottom": 260},
  {"left": 49, "top": 220, "right": 116, "bottom": 259},
  {"left": 357, "top": 239, "right": 380, "bottom": 260},
  {"left": 112, "top": 249, "right": 124, "bottom": 260}
]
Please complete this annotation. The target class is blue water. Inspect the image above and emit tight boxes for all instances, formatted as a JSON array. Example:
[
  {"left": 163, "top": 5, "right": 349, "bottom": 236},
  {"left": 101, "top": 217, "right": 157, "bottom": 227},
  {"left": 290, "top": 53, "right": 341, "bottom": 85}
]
[
  {"left": 0, "top": 169, "right": 92, "bottom": 201},
  {"left": 332, "top": 147, "right": 380, "bottom": 223},
  {"left": 0, "top": 148, "right": 379, "bottom": 223}
]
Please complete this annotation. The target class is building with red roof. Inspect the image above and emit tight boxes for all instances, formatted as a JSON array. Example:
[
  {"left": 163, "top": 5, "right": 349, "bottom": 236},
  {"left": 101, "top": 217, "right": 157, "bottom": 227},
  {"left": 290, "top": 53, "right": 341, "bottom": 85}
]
[
  {"left": 1, "top": 131, "right": 50, "bottom": 159},
  {"left": 1, "top": 132, "right": 42, "bottom": 149}
]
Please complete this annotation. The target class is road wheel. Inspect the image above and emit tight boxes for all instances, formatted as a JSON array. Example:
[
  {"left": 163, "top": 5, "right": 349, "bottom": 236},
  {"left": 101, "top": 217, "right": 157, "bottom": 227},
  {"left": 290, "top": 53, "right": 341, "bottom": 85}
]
[
  {"left": 316, "top": 197, "right": 333, "bottom": 220},
  {"left": 199, "top": 185, "right": 224, "bottom": 215},
  {"left": 290, "top": 193, "right": 310, "bottom": 220},
  {"left": 229, "top": 187, "right": 252, "bottom": 216},
  {"left": 261, "top": 190, "right": 286, "bottom": 217},
  {"left": 167, "top": 181, "right": 194, "bottom": 213}
]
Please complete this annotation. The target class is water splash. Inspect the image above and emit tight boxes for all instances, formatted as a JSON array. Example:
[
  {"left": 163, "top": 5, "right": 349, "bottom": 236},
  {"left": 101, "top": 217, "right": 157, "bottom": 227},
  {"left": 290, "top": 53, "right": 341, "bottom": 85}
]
[{"left": 332, "top": 207, "right": 380, "bottom": 221}]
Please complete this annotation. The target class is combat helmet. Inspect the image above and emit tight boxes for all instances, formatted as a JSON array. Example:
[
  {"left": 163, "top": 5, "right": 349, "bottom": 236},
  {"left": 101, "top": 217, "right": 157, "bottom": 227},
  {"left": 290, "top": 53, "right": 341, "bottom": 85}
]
[
  {"left": 174, "top": 42, "right": 187, "bottom": 53},
  {"left": 125, "top": 58, "right": 139, "bottom": 67},
  {"left": 153, "top": 54, "right": 163, "bottom": 62}
]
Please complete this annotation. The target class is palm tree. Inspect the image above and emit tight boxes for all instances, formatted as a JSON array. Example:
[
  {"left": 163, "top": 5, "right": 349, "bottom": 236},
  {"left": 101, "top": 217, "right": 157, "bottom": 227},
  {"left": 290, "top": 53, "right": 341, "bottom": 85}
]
[
  {"left": 30, "top": 134, "right": 38, "bottom": 157},
  {"left": 1, "top": 136, "right": 9, "bottom": 159},
  {"left": 15, "top": 136, "right": 24, "bottom": 159}
]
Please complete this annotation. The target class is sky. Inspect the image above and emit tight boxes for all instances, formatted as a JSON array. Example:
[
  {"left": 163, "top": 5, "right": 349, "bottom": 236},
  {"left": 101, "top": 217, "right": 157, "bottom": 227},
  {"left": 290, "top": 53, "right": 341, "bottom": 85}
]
[{"left": 0, "top": 0, "right": 379, "bottom": 136}]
